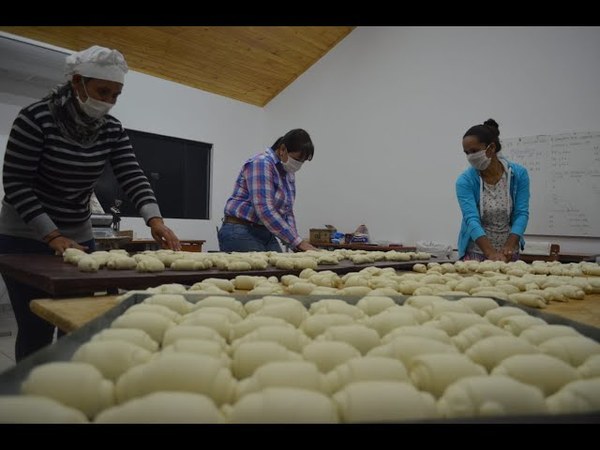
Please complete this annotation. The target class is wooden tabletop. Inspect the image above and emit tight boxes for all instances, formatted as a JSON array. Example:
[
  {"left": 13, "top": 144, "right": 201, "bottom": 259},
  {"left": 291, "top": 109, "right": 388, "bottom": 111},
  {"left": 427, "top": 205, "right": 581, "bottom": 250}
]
[
  {"left": 313, "top": 243, "right": 417, "bottom": 252},
  {"left": 0, "top": 254, "right": 436, "bottom": 297}
]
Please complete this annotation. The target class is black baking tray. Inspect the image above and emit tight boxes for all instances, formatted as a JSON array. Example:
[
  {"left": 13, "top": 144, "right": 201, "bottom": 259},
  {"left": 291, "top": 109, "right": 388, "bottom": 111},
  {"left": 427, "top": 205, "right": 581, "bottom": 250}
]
[{"left": 0, "top": 293, "right": 598, "bottom": 423}]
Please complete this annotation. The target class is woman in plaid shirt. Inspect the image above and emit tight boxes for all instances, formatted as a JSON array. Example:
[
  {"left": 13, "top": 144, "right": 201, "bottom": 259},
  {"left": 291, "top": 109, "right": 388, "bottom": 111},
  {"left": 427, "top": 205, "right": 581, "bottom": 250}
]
[{"left": 219, "top": 129, "right": 316, "bottom": 253}]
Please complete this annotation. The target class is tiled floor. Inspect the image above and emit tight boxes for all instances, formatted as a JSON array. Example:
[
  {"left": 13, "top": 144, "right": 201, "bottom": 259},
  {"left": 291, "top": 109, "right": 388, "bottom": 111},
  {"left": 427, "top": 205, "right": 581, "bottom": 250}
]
[{"left": 0, "top": 304, "right": 17, "bottom": 373}]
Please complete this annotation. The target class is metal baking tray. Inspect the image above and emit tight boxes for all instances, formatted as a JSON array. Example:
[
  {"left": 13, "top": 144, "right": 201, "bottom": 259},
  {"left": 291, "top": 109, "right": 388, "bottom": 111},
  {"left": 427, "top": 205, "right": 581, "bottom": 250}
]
[{"left": 1, "top": 293, "right": 598, "bottom": 423}]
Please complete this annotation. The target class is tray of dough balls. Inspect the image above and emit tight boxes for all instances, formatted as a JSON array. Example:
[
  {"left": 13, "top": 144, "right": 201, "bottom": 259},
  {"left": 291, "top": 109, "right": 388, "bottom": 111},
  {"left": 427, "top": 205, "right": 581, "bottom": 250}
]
[{"left": 0, "top": 292, "right": 599, "bottom": 423}]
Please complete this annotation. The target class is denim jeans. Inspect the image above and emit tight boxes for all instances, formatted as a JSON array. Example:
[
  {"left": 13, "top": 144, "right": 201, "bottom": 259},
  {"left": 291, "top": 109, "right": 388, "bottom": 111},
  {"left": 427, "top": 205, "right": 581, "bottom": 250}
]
[
  {"left": 0, "top": 234, "right": 95, "bottom": 361},
  {"left": 217, "top": 222, "right": 282, "bottom": 253}
]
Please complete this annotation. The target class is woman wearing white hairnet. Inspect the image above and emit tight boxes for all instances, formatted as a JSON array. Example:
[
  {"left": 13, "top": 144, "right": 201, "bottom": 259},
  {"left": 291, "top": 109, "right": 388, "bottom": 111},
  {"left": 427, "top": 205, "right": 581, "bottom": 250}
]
[{"left": 0, "top": 45, "right": 181, "bottom": 361}]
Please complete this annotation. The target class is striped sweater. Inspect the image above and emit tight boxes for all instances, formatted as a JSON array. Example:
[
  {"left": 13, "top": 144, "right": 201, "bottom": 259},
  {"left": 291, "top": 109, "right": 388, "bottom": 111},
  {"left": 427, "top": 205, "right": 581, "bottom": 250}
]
[{"left": 0, "top": 99, "right": 161, "bottom": 242}]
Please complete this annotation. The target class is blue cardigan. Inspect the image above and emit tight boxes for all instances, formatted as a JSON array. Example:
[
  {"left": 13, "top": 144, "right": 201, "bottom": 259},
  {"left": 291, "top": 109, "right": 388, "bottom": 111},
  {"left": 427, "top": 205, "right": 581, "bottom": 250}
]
[{"left": 455, "top": 158, "right": 530, "bottom": 259}]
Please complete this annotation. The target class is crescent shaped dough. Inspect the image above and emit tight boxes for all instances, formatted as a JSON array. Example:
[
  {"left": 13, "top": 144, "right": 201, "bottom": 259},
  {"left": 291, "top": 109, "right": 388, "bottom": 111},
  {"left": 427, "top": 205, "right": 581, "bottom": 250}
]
[
  {"left": 325, "top": 357, "right": 409, "bottom": 393},
  {"left": 546, "top": 378, "right": 600, "bottom": 414},
  {"left": 309, "top": 299, "right": 365, "bottom": 319},
  {"left": 125, "top": 304, "right": 182, "bottom": 323},
  {"left": 465, "top": 336, "right": 540, "bottom": 372},
  {"left": 111, "top": 312, "right": 175, "bottom": 344},
  {"left": 230, "top": 316, "right": 291, "bottom": 341},
  {"left": 162, "top": 325, "right": 227, "bottom": 348},
  {"left": 452, "top": 324, "right": 512, "bottom": 352},
  {"left": 0, "top": 396, "right": 89, "bottom": 423},
  {"left": 225, "top": 387, "right": 338, "bottom": 423},
  {"left": 404, "top": 295, "right": 446, "bottom": 309},
  {"left": 539, "top": 336, "right": 600, "bottom": 367},
  {"left": 21, "top": 362, "right": 114, "bottom": 419},
  {"left": 382, "top": 325, "right": 451, "bottom": 345},
  {"left": 91, "top": 328, "right": 159, "bottom": 352},
  {"left": 231, "top": 325, "right": 311, "bottom": 353},
  {"left": 302, "top": 341, "right": 361, "bottom": 373},
  {"left": 456, "top": 297, "right": 499, "bottom": 316},
  {"left": 231, "top": 341, "right": 303, "bottom": 379},
  {"left": 94, "top": 392, "right": 225, "bottom": 423},
  {"left": 578, "top": 354, "right": 600, "bottom": 379},
  {"left": 484, "top": 306, "right": 528, "bottom": 326},
  {"left": 368, "top": 336, "right": 458, "bottom": 368},
  {"left": 356, "top": 296, "right": 397, "bottom": 316},
  {"left": 409, "top": 354, "right": 487, "bottom": 398},
  {"left": 115, "top": 353, "right": 236, "bottom": 406},
  {"left": 361, "top": 311, "right": 418, "bottom": 337},
  {"left": 491, "top": 354, "right": 580, "bottom": 396},
  {"left": 233, "top": 275, "right": 260, "bottom": 291},
  {"left": 143, "top": 294, "right": 193, "bottom": 314},
  {"left": 178, "top": 313, "right": 231, "bottom": 339},
  {"left": 316, "top": 324, "right": 380, "bottom": 355},
  {"left": 300, "top": 314, "right": 355, "bottom": 339},
  {"left": 72, "top": 340, "right": 153, "bottom": 381},
  {"left": 438, "top": 375, "right": 548, "bottom": 418},
  {"left": 236, "top": 361, "right": 326, "bottom": 400},
  {"left": 161, "top": 339, "right": 231, "bottom": 367},
  {"left": 184, "top": 307, "right": 243, "bottom": 324},
  {"left": 333, "top": 381, "right": 438, "bottom": 423},
  {"left": 497, "top": 315, "right": 547, "bottom": 336},
  {"left": 249, "top": 302, "right": 308, "bottom": 328},
  {"left": 425, "top": 312, "right": 488, "bottom": 336},
  {"left": 198, "top": 278, "right": 235, "bottom": 292}
]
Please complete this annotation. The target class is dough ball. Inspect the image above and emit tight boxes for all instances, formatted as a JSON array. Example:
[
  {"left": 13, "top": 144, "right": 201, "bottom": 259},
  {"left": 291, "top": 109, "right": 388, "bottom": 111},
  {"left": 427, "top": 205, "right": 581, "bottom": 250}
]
[
  {"left": 21, "top": 362, "right": 114, "bottom": 419},
  {"left": 95, "top": 391, "right": 224, "bottom": 423},
  {"left": 77, "top": 256, "right": 99, "bottom": 272}
]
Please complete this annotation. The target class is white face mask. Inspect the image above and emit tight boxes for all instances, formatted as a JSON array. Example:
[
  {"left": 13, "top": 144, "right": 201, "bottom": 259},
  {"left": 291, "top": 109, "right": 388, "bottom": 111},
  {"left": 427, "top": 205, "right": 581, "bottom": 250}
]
[
  {"left": 76, "top": 80, "right": 113, "bottom": 119},
  {"left": 467, "top": 145, "right": 492, "bottom": 171},
  {"left": 280, "top": 152, "right": 304, "bottom": 173}
]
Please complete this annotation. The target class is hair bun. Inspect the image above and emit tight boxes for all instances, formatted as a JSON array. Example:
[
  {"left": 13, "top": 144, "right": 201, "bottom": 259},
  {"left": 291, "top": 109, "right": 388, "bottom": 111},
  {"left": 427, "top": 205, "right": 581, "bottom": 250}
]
[{"left": 483, "top": 118, "right": 500, "bottom": 136}]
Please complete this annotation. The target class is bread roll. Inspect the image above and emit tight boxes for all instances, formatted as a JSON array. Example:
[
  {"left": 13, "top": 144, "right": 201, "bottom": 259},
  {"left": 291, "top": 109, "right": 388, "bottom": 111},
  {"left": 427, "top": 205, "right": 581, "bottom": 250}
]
[
  {"left": 409, "top": 354, "right": 487, "bottom": 398},
  {"left": 0, "top": 395, "right": 88, "bottom": 423},
  {"left": 302, "top": 341, "right": 361, "bottom": 373},
  {"left": 230, "top": 316, "right": 291, "bottom": 341},
  {"left": 578, "top": 354, "right": 600, "bottom": 379},
  {"left": 21, "top": 362, "right": 114, "bottom": 418},
  {"left": 95, "top": 391, "right": 224, "bottom": 423},
  {"left": 491, "top": 354, "right": 580, "bottom": 396},
  {"left": 308, "top": 299, "right": 365, "bottom": 319},
  {"left": 325, "top": 357, "right": 409, "bottom": 393},
  {"left": 162, "top": 325, "right": 227, "bottom": 347},
  {"left": 143, "top": 294, "right": 193, "bottom": 314},
  {"left": 438, "top": 375, "right": 547, "bottom": 417},
  {"left": 452, "top": 324, "right": 512, "bottom": 352},
  {"left": 497, "top": 315, "right": 547, "bottom": 336},
  {"left": 381, "top": 325, "right": 451, "bottom": 345},
  {"left": 356, "top": 296, "right": 397, "bottom": 316},
  {"left": 300, "top": 314, "right": 355, "bottom": 339},
  {"left": 333, "top": 381, "right": 438, "bottom": 423},
  {"left": 362, "top": 311, "right": 417, "bottom": 337},
  {"left": 111, "top": 312, "right": 175, "bottom": 343},
  {"left": 225, "top": 387, "right": 338, "bottom": 423},
  {"left": 484, "top": 306, "right": 528, "bottom": 325},
  {"left": 425, "top": 312, "right": 488, "bottom": 336},
  {"left": 116, "top": 353, "right": 236, "bottom": 405},
  {"left": 456, "top": 297, "right": 499, "bottom": 316},
  {"left": 125, "top": 303, "right": 182, "bottom": 322},
  {"left": 368, "top": 336, "right": 457, "bottom": 368},
  {"left": 178, "top": 313, "right": 231, "bottom": 339},
  {"left": 91, "top": 328, "right": 158, "bottom": 352},
  {"left": 316, "top": 324, "right": 380, "bottom": 355}
]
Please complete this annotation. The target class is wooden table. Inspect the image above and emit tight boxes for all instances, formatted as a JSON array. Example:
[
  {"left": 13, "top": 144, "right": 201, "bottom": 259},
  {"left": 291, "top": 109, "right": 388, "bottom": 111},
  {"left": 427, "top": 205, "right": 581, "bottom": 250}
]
[
  {"left": 121, "top": 239, "right": 205, "bottom": 253},
  {"left": 313, "top": 243, "right": 417, "bottom": 252},
  {"left": 0, "top": 254, "right": 434, "bottom": 297}
]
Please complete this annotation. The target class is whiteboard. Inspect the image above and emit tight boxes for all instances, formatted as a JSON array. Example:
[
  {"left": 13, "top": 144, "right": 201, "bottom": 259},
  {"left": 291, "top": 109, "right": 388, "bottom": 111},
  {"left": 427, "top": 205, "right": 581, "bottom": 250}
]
[{"left": 501, "top": 131, "right": 600, "bottom": 237}]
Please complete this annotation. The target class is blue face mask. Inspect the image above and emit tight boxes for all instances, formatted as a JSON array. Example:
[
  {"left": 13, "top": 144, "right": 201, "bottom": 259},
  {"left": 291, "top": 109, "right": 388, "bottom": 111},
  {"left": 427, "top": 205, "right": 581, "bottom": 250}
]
[{"left": 77, "top": 80, "right": 113, "bottom": 119}]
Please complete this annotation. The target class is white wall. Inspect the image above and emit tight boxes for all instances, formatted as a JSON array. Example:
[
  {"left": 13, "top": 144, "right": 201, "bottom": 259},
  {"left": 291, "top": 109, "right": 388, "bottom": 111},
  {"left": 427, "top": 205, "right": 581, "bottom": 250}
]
[
  {"left": 0, "top": 62, "right": 265, "bottom": 252},
  {"left": 264, "top": 26, "right": 600, "bottom": 255}
]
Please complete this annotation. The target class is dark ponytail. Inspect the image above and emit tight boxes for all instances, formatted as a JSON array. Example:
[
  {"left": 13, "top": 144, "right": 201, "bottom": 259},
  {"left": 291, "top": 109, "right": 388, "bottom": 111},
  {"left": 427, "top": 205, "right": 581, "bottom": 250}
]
[{"left": 463, "top": 118, "right": 502, "bottom": 153}]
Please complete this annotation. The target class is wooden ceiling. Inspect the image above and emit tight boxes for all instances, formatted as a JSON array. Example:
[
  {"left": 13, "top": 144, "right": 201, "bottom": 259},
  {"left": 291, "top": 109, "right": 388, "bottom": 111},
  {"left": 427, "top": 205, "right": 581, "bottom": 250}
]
[{"left": 0, "top": 26, "right": 354, "bottom": 107}]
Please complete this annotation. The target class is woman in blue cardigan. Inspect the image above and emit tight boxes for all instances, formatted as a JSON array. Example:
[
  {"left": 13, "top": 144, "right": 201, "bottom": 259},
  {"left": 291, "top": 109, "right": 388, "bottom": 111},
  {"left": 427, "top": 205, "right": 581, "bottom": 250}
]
[{"left": 455, "top": 119, "right": 530, "bottom": 262}]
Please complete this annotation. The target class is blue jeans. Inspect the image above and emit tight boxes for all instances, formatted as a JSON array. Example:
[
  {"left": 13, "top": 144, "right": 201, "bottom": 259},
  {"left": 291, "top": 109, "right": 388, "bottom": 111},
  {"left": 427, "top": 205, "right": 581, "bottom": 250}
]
[
  {"left": 0, "top": 234, "right": 95, "bottom": 361},
  {"left": 218, "top": 223, "right": 282, "bottom": 252}
]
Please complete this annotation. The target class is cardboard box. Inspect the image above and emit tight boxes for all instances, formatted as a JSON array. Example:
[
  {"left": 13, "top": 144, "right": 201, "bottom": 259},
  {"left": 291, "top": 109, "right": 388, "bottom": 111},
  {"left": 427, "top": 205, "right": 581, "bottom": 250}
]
[{"left": 310, "top": 228, "right": 335, "bottom": 244}]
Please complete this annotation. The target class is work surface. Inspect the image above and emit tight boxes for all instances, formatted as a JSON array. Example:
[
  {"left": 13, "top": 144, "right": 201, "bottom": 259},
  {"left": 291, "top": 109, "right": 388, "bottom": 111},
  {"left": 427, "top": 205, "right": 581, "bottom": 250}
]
[{"left": 0, "top": 254, "right": 441, "bottom": 297}]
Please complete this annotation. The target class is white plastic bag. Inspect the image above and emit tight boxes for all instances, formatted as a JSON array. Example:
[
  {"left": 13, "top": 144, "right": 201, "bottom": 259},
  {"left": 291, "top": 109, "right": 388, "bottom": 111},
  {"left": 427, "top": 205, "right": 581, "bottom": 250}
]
[{"left": 416, "top": 241, "right": 453, "bottom": 258}]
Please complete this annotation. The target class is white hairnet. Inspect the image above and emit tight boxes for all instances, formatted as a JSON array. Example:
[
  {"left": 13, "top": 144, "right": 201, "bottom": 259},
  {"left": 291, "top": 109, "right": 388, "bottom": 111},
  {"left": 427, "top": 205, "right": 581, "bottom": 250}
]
[{"left": 65, "top": 45, "right": 128, "bottom": 84}]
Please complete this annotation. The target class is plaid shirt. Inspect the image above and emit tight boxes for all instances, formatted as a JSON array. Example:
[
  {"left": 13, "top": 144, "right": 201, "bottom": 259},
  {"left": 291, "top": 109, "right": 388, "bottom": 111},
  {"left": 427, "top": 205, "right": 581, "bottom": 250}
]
[{"left": 224, "top": 148, "right": 302, "bottom": 248}]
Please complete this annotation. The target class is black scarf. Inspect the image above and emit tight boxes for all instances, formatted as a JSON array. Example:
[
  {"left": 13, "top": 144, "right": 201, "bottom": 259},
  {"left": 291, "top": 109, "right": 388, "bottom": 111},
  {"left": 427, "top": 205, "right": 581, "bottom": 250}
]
[{"left": 45, "top": 83, "right": 107, "bottom": 148}]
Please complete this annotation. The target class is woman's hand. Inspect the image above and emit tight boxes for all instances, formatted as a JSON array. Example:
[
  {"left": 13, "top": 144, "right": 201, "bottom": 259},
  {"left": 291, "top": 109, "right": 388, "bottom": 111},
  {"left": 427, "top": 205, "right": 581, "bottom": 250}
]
[
  {"left": 148, "top": 217, "right": 181, "bottom": 251},
  {"left": 296, "top": 240, "right": 316, "bottom": 252},
  {"left": 486, "top": 250, "right": 509, "bottom": 262},
  {"left": 48, "top": 236, "right": 88, "bottom": 255}
]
